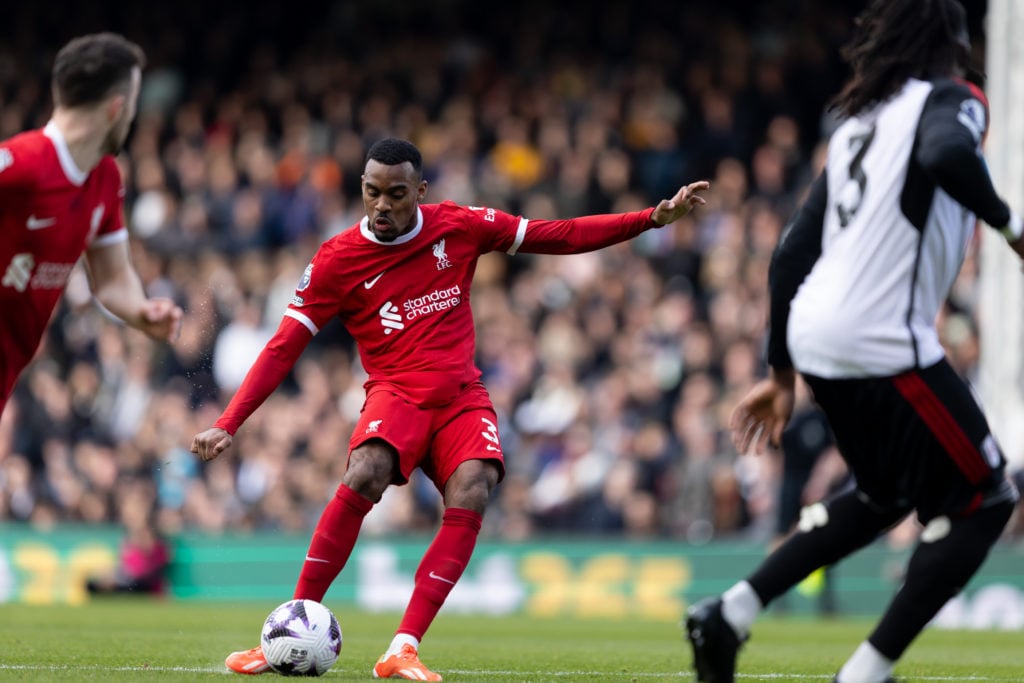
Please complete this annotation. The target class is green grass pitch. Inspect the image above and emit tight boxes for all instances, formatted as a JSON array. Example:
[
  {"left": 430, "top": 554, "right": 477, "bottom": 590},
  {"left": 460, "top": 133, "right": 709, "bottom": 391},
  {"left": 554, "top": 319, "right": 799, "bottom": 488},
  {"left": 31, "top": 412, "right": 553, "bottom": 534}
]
[{"left": 0, "top": 600, "right": 1021, "bottom": 681}]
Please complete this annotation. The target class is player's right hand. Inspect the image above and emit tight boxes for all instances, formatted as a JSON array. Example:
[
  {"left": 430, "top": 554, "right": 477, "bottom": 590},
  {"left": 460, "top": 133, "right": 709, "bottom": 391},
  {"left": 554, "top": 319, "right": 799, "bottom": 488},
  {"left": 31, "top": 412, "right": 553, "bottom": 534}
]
[
  {"left": 191, "top": 427, "right": 233, "bottom": 462},
  {"left": 729, "top": 368, "right": 795, "bottom": 455},
  {"left": 139, "top": 297, "right": 184, "bottom": 342}
]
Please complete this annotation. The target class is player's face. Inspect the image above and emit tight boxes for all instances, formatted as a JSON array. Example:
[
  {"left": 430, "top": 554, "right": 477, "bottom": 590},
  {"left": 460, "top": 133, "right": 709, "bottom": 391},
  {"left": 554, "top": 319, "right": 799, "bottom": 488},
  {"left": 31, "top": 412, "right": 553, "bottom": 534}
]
[
  {"left": 362, "top": 159, "right": 426, "bottom": 242},
  {"left": 103, "top": 67, "right": 141, "bottom": 156}
]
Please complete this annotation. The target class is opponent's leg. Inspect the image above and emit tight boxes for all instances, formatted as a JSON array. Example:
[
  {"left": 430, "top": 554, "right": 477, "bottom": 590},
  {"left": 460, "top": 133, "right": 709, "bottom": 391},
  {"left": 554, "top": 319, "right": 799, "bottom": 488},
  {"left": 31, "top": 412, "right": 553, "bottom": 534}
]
[
  {"left": 686, "top": 490, "right": 907, "bottom": 683},
  {"left": 836, "top": 499, "right": 1013, "bottom": 683}
]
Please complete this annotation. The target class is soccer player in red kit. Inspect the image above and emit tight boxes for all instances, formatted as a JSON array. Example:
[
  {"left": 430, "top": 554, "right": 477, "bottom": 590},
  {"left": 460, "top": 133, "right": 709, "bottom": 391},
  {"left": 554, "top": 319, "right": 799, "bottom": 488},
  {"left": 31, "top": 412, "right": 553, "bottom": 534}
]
[
  {"left": 0, "top": 33, "right": 182, "bottom": 416},
  {"left": 191, "top": 137, "right": 709, "bottom": 680}
]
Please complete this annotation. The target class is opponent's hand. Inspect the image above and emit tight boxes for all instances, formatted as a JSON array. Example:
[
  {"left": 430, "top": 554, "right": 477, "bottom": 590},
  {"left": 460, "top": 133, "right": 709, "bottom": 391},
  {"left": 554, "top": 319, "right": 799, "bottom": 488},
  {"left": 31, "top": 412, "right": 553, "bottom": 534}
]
[
  {"left": 191, "top": 427, "right": 233, "bottom": 462},
  {"left": 138, "top": 298, "right": 183, "bottom": 342},
  {"left": 729, "top": 369, "right": 796, "bottom": 455},
  {"left": 652, "top": 180, "right": 710, "bottom": 225},
  {"left": 1010, "top": 233, "right": 1024, "bottom": 261}
]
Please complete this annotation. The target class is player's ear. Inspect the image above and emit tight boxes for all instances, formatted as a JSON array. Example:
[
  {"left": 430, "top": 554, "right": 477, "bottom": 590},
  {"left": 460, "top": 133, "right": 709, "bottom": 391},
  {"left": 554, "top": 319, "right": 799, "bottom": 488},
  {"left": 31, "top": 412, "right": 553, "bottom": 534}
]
[
  {"left": 418, "top": 179, "right": 427, "bottom": 201},
  {"left": 106, "top": 93, "right": 126, "bottom": 124}
]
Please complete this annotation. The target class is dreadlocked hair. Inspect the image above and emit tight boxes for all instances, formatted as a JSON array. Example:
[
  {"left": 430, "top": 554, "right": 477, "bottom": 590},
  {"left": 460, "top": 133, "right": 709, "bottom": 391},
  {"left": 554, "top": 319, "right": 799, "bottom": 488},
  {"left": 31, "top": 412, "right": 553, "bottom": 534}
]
[{"left": 831, "top": 0, "right": 971, "bottom": 117}]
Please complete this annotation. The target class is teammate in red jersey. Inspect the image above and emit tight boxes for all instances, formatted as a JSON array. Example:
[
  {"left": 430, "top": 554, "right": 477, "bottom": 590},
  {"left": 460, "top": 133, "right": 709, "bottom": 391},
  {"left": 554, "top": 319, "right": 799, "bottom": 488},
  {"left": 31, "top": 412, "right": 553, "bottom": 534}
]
[
  {"left": 0, "top": 33, "right": 182, "bottom": 416},
  {"left": 191, "top": 137, "right": 709, "bottom": 680}
]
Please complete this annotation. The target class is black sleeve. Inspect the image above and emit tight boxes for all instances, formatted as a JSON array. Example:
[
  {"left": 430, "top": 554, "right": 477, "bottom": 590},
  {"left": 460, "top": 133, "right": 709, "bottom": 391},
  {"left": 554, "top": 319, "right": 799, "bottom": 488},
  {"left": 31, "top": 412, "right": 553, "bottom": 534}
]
[
  {"left": 915, "top": 79, "right": 1011, "bottom": 228},
  {"left": 767, "top": 172, "right": 828, "bottom": 370}
]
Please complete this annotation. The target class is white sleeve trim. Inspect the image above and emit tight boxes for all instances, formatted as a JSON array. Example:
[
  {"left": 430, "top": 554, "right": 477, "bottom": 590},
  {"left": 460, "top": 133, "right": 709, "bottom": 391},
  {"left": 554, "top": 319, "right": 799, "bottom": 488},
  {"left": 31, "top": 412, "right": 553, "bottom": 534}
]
[
  {"left": 284, "top": 309, "right": 320, "bottom": 335},
  {"left": 90, "top": 228, "right": 129, "bottom": 248},
  {"left": 506, "top": 217, "right": 529, "bottom": 255}
]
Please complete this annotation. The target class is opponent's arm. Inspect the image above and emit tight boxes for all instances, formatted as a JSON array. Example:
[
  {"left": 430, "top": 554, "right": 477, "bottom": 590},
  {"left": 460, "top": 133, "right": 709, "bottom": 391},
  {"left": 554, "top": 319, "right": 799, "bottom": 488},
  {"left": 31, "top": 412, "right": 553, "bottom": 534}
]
[
  {"left": 730, "top": 173, "right": 827, "bottom": 453},
  {"left": 766, "top": 172, "right": 828, "bottom": 371},
  {"left": 915, "top": 79, "right": 1023, "bottom": 254}
]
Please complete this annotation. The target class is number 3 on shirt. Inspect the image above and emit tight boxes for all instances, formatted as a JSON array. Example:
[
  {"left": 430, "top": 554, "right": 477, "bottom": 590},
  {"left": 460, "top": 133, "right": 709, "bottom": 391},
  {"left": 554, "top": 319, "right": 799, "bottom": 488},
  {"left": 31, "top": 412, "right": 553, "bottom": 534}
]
[{"left": 836, "top": 123, "right": 877, "bottom": 228}]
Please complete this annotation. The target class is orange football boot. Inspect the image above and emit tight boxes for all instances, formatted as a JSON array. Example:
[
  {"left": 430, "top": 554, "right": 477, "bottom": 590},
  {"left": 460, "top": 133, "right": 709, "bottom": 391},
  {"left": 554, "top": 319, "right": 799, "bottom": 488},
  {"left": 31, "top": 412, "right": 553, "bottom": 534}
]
[
  {"left": 372, "top": 644, "right": 442, "bottom": 681},
  {"left": 225, "top": 646, "right": 270, "bottom": 675}
]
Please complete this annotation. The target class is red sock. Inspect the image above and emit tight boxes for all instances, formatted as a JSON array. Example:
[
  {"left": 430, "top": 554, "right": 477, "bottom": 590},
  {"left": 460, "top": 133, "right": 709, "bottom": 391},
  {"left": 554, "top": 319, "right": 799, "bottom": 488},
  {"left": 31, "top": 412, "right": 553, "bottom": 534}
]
[
  {"left": 396, "top": 508, "right": 482, "bottom": 640},
  {"left": 293, "top": 484, "right": 374, "bottom": 601}
]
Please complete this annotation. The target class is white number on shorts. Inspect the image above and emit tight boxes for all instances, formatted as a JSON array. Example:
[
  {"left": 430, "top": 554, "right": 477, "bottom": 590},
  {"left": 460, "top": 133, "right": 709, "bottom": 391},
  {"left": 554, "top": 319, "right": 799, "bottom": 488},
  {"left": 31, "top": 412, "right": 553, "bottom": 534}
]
[{"left": 480, "top": 417, "right": 502, "bottom": 453}]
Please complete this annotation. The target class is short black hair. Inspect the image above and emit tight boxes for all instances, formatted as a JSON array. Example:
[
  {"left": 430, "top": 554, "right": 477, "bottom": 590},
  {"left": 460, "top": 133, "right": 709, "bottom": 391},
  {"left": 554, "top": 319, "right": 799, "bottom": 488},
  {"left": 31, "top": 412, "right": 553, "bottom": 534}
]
[
  {"left": 365, "top": 138, "right": 422, "bottom": 176},
  {"left": 52, "top": 32, "right": 146, "bottom": 108}
]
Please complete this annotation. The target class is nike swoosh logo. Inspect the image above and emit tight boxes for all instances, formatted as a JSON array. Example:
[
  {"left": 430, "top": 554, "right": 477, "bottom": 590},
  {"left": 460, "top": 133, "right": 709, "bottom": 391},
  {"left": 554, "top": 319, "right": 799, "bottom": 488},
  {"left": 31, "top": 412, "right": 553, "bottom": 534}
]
[
  {"left": 364, "top": 272, "right": 385, "bottom": 289},
  {"left": 305, "top": 556, "right": 331, "bottom": 564},
  {"left": 428, "top": 571, "right": 456, "bottom": 585},
  {"left": 26, "top": 215, "right": 56, "bottom": 230}
]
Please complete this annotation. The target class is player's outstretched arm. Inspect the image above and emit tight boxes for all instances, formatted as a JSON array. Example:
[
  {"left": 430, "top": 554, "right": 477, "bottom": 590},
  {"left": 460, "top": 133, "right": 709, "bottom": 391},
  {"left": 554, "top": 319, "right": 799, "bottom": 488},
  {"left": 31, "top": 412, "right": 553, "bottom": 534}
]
[
  {"left": 511, "top": 179, "right": 711, "bottom": 256},
  {"left": 651, "top": 180, "right": 711, "bottom": 225},
  {"left": 189, "top": 316, "right": 314, "bottom": 462}
]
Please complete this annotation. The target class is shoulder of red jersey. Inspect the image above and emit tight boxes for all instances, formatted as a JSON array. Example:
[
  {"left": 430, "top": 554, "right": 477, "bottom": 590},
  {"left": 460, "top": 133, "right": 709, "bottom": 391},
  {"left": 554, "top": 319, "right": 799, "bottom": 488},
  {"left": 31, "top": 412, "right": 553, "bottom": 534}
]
[
  {"left": 325, "top": 218, "right": 367, "bottom": 249},
  {"left": 96, "top": 155, "right": 126, "bottom": 193},
  {"left": 0, "top": 128, "right": 50, "bottom": 185},
  {"left": 421, "top": 200, "right": 464, "bottom": 218},
  {"left": 425, "top": 200, "right": 510, "bottom": 224},
  {"left": 96, "top": 154, "right": 122, "bottom": 176},
  {"left": 1, "top": 127, "right": 49, "bottom": 152}
]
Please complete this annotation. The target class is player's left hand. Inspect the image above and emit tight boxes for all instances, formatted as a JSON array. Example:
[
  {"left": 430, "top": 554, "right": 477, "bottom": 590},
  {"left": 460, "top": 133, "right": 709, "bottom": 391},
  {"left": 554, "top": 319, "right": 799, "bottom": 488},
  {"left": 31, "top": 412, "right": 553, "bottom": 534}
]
[
  {"left": 652, "top": 180, "right": 710, "bottom": 225},
  {"left": 138, "top": 298, "right": 183, "bottom": 342}
]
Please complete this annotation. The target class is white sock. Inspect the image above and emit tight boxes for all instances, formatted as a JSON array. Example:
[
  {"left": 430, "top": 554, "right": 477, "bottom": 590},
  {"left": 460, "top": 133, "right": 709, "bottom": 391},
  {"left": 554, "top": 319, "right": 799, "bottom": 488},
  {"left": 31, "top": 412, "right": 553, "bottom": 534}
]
[
  {"left": 720, "top": 581, "right": 762, "bottom": 638},
  {"left": 385, "top": 633, "right": 419, "bottom": 658},
  {"left": 837, "top": 641, "right": 894, "bottom": 683}
]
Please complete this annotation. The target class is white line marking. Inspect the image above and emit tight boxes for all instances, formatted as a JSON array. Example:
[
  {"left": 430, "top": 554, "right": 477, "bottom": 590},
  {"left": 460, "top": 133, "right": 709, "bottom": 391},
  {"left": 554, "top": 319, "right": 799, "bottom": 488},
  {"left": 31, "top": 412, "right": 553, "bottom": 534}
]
[
  {"left": 0, "top": 663, "right": 1013, "bottom": 680},
  {"left": 0, "top": 664, "right": 224, "bottom": 673}
]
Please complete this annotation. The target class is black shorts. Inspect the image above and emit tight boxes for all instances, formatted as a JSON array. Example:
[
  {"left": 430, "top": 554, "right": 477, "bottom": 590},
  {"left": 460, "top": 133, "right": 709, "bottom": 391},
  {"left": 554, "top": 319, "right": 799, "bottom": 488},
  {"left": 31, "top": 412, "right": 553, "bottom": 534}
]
[{"left": 803, "top": 358, "right": 1006, "bottom": 523}]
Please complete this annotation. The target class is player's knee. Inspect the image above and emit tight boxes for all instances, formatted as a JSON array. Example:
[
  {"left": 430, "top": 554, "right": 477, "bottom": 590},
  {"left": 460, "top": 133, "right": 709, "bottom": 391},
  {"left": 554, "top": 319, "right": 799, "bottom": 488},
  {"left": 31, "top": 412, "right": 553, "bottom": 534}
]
[
  {"left": 940, "top": 497, "right": 1015, "bottom": 548},
  {"left": 343, "top": 440, "right": 398, "bottom": 501},
  {"left": 964, "top": 497, "right": 1015, "bottom": 541},
  {"left": 444, "top": 460, "right": 499, "bottom": 513},
  {"left": 909, "top": 498, "right": 1015, "bottom": 584}
]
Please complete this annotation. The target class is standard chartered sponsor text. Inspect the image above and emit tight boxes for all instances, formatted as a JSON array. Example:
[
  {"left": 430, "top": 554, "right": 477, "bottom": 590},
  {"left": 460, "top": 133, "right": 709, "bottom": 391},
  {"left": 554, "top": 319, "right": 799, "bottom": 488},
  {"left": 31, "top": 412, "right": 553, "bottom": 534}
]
[{"left": 403, "top": 285, "right": 461, "bottom": 319}]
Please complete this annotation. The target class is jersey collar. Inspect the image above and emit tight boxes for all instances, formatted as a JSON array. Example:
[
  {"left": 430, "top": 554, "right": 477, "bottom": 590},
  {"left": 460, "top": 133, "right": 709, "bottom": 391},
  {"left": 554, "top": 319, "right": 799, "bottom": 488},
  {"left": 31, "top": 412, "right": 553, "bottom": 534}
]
[
  {"left": 359, "top": 207, "right": 423, "bottom": 246},
  {"left": 43, "top": 121, "right": 89, "bottom": 187}
]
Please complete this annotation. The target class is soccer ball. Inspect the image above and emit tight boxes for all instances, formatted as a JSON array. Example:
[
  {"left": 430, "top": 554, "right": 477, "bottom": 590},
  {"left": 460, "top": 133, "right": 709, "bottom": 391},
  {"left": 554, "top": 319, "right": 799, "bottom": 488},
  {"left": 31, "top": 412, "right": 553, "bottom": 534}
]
[{"left": 260, "top": 599, "right": 342, "bottom": 676}]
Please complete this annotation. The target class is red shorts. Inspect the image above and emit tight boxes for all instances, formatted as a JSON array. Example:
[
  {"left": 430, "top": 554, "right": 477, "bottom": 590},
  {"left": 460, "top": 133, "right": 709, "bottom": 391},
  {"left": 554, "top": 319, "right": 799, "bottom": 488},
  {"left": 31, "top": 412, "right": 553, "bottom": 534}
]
[{"left": 349, "top": 380, "right": 506, "bottom": 490}]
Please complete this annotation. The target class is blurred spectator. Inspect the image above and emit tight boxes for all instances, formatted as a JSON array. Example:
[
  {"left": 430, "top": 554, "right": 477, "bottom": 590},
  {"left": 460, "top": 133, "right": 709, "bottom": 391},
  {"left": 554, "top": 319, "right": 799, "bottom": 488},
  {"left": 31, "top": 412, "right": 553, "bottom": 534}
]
[{"left": 87, "top": 480, "right": 170, "bottom": 596}]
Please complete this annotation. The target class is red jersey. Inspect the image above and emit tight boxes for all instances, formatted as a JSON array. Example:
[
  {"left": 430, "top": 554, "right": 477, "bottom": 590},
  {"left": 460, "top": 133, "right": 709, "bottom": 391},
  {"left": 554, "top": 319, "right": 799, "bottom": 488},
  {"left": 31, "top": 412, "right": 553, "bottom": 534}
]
[
  {"left": 0, "top": 123, "right": 127, "bottom": 403},
  {"left": 216, "top": 200, "right": 657, "bottom": 432}
]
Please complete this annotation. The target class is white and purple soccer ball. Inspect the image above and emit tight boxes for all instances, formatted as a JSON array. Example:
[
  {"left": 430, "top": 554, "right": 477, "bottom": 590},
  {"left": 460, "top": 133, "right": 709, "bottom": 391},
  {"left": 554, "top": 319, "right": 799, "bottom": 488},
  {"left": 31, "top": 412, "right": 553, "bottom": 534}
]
[{"left": 260, "top": 599, "right": 342, "bottom": 676}]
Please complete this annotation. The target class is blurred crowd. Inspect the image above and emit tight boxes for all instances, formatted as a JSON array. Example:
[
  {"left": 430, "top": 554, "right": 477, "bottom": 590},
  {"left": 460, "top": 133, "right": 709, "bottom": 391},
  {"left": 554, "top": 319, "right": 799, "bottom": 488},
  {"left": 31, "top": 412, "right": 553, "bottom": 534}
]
[{"left": 0, "top": 0, "right": 1011, "bottom": 543}]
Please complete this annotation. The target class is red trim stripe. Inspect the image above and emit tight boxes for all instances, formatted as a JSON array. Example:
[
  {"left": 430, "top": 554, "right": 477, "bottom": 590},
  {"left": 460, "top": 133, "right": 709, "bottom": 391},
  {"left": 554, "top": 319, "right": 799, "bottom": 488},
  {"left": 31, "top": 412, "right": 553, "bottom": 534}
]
[{"left": 892, "top": 372, "right": 988, "bottom": 484}]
